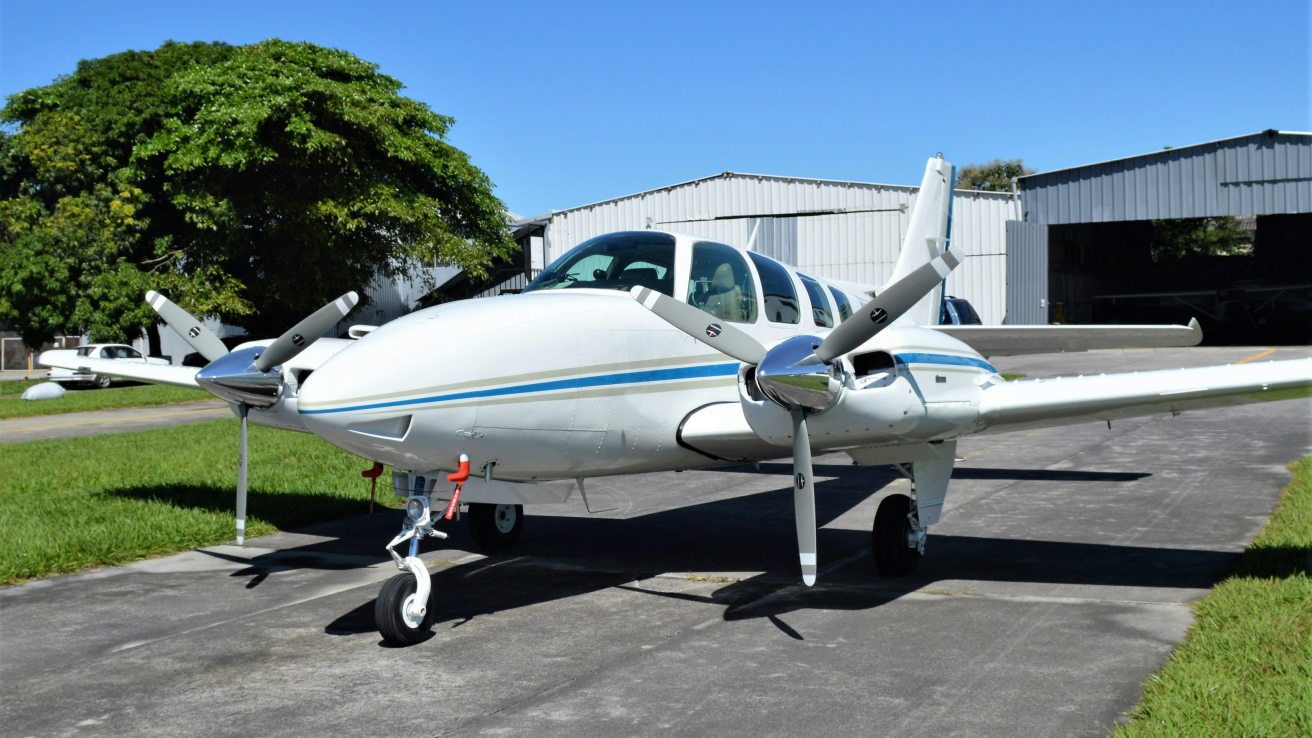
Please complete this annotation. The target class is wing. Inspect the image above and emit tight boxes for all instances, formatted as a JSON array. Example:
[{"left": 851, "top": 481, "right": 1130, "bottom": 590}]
[
  {"left": 933, "top": 319, "right": 1202, "bottom": 357},
  {"left": 37, "top": 353, "right": 202, "bottom": 389},
  {"left": 979, "top": 358, "right": 1312, "bottom": 434}
]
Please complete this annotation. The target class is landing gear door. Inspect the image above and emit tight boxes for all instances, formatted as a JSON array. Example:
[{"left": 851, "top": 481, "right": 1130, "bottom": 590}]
[{"left": 913, "top": 440, "right": 956, "bottom": 526}]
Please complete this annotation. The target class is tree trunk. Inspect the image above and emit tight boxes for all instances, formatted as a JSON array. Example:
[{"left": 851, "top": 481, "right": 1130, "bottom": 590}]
[{"left": 146, "top": 323, "right": 162, "bottom": 358}]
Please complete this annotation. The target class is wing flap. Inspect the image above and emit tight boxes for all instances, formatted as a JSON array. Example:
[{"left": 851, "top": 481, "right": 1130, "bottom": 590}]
[
  {"left": 37, "top": 353, "right": 202, "bottom": 389},
  {"left": 979, "top": 358, "right": 1312, "bottom": 433},
  {"left": 934, "top": 319, "right": 1202, "bottom": 357}
]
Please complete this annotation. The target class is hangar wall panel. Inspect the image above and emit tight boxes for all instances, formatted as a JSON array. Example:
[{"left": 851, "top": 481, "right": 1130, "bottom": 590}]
[
  {"left": 541, "top": 173, "right": 1019, "bottom": 324},
  {"left": 1019, "top": 131, "right": 1312, "bottom": 225},
  {"left": 1004, "top": 221, "right": 1048, "bottom": 325}
]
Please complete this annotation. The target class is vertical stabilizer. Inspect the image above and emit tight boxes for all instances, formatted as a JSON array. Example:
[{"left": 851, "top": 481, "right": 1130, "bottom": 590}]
[{"left": 887, "top": 156, "right": 955, "bottom": 326}]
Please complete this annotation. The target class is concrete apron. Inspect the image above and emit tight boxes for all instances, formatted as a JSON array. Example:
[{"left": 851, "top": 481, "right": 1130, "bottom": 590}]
[{"left": 1, "top": 349, "right": 1309, "bottom": 738}]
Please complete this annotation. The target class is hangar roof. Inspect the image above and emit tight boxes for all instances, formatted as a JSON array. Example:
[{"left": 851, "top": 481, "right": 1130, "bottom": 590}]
[{"left": 1016, "top": 130, "right": 1312, "bottom": 225}]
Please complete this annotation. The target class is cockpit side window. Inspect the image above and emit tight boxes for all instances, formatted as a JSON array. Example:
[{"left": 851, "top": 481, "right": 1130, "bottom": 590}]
[
  {"left": 524, "top": 232, "right": 676, "bottom": 296},
  {"left": 798, "top": 274, "right": 834, "bottom": 328},
  {"left": 829, "top": 287, "right": 853, "bottom": 323},
  {"left": 747, "top": 252, "right": 800, "bottom": 324},
  {"left": 688, "top": 241, "right": 757, "bottom": 323}
]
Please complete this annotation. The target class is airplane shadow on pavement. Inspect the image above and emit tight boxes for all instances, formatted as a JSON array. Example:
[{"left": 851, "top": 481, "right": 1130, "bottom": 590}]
[{"left": 302, "top": 461, "right": 1244, "bottom": 644}]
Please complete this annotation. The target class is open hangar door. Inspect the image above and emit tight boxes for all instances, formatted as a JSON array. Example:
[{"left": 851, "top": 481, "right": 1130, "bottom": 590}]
[{"left": 1044, "top": 214, "right": 1312, "bottom": 345}]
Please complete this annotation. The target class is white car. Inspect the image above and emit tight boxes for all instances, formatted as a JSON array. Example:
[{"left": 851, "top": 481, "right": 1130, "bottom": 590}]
[{"left": 40, "top": 344, "right": 170, "bottom": 388}]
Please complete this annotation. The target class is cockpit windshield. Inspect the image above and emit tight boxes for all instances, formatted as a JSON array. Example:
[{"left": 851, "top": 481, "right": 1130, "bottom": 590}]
[{"left": 523, "top": 232, "right": 676, "bottom": 296}]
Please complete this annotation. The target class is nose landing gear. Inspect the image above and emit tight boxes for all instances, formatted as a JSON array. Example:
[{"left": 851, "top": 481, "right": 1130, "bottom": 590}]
[{"left": 376, "top": 457, "right": 469, "bottom": 647}]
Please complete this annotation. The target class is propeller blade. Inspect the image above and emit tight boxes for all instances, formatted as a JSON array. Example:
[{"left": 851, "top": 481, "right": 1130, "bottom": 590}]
[
  {"left": 791, "top": 408, "right": 817, "bottom": 586},
  {"left": 253, "top": 292, "right": 359, "bottom": 372},
  {"left": 814, "top": 250, "right": 961, "bottom": 363},
  {"left": 236, "top": 403, "right": 248, "bottom": 546},
  {"left": 630, "top": 286, "right": 768, "bottom": 365},
  {"left": 145, "top": 290, "right": 229, "bottom": 363}
]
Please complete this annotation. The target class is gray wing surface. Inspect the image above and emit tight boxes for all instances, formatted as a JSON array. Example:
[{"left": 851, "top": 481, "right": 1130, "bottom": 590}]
[
  {"left": 934, "top": 318, "right": 1202, "bottom": 357},
  {"left": 978, "top": 358, "right": 1311, "bottom": 434},
  {"left": 37, "top": 354, "right": 202, "bottom": 389}
]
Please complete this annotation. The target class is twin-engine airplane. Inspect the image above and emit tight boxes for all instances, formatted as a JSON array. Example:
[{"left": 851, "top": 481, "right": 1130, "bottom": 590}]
[{"left": 43, "top": 156, "right": 1312, "bottom": 646}]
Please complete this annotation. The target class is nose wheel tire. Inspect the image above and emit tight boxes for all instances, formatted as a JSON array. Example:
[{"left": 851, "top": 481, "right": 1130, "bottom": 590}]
[
  {"left": 93, "top": 374, "right": 112, "bottom": 389},
  {"left": 872, "top": 494, "right": 921, "bottom": 577},
  {"left": 376, "top": 572, "right": 436, "bottom": 646},
  {"left": 467, "top": 503, "right": 524, "bottom": 552}
]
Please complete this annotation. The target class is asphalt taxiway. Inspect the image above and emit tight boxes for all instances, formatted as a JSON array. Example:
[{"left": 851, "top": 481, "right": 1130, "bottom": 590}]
[{"left": 2, "top": 348, "right": 1309, "bottom": 737}]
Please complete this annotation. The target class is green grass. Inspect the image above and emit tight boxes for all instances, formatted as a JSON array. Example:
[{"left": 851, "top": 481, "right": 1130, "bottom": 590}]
[
  {"left": 1001, "top": 373, "right": 1026, "bottom": 381},
  {"left": 0, "top": 378, "right": 46, "bottom": 396},
  {"left": 0, "top": 383, "right": 214, "bottom": 419},
  {"left": 0, "top": 420, "right": 388, "bottom": 585},
  {"left": 1113, "top": 456, "right": 1312, "bottom": 737}
]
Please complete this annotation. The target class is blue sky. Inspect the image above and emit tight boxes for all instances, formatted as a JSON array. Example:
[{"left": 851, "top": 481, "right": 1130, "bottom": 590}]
[{"left": 2, "top": 1, "right": 1306, "bottom": 216}]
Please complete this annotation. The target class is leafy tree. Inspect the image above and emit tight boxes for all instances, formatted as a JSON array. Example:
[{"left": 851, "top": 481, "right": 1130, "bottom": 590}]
[
  {"left": 1150, "top": 217, "right": 1252, "bottom": 261},
  {"left": 1, "top": 39, "right": 513, "bottom": 349},
  {"left": 955, "top": 159, "right": 1034, "bottom": 192}
]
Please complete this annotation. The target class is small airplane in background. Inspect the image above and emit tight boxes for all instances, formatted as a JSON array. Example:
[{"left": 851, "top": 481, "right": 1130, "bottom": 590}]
[{"left": 44, "top": 155, "right": 1312, "bottom": 646}]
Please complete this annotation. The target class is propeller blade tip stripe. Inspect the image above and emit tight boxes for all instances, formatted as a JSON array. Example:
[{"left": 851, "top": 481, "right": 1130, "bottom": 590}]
[
  {"left": 802, "top": 574, "right": 816, "bottom": 586},
  {"left": 799, "top": 553, "right": 817, "bottom": 565}
]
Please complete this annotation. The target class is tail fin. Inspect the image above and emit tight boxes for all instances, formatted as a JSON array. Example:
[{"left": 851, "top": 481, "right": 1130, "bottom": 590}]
[{"left": 887, "top": 156, "right": 955, "bottom": 326}]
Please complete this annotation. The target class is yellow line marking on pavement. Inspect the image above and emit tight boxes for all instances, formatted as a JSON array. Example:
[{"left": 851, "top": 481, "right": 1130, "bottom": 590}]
[
  {"left": 0, "top": 406, "right": 228, "bottom": 434},
  {"left": 1235, "top": 348, "right": 1276, "bottom": 364}
]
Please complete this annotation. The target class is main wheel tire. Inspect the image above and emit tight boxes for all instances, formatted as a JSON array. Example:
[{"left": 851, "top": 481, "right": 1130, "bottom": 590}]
[
  {"left": 467, "top": 503, "right": 523, "bottom": 552},
  {"left": 93, "top": 374, "right": 112, "bottom": 389},
  {"left": 872, "top": 494, "right": 921, "bottom": 577},
  {"left": 375, "top": 572, "right": 436, "bottom": 646}
]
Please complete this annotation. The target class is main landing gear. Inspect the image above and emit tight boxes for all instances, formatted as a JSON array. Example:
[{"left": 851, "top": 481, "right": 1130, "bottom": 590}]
[
  {"left": 467, "top": 503, "right": 523, "bottom": 552},
  {"left": 871, "top": 494, "right": 922, "bottom": 577},
  {"left": 871, "top": 460, "right": 936, "bottom": 577}
]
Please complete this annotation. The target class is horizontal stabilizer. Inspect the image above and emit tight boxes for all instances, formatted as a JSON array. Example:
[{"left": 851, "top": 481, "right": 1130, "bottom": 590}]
[
  {"left": 979, "top": 357, "right": 1311, "bottom": 434},
  {"left": 37, "top": 354, "right": 202, "bottom": 389},
  {"left": 934, "top": 318, "right": 1203, "bottom": 357}
]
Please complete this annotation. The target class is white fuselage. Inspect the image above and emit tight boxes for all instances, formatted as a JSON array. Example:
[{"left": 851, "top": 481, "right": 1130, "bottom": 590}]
[{"left": 294, "top": 234, "right": 997, "bottom": 482}]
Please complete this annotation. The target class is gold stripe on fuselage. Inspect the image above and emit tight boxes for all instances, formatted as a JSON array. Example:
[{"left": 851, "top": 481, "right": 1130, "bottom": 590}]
[
  {"left": 299, "top": 353, "right": 729, "bottom": 410},
  {"left": 351, "top": 376, "right": 739, "bottom": 415}
]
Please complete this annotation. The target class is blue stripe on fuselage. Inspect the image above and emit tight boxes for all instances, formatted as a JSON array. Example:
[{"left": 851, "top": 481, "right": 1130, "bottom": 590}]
[
  {"left": 300, "top": 362, "right": 741, "bottom": 415},
  {"left": 894, "top": 352, "right": 998, "bottom": 374}
]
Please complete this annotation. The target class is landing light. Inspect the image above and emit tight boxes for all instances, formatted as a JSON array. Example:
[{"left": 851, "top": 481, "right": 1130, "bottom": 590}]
[{"left": 406, "top": 498, "right": 425, "bottom": 521}]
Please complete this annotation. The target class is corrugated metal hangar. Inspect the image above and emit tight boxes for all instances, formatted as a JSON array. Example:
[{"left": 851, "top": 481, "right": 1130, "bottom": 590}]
[
  {"left": 1010, "top": 130, "right": 1312, "bottom": 342},
  {"left": 437, "top": 130, "right": 1310, "bottom": 343},
  {"left": 442, "top": 174, "right": 1021, "bottom": 325}
]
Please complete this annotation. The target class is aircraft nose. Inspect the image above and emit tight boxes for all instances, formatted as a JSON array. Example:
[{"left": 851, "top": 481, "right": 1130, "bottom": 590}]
[{"left": 295, "top": 308, "right": 483, "bottom": 466}]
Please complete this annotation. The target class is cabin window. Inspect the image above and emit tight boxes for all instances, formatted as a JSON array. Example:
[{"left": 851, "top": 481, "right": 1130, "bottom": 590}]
[
  {"left": 798, "top": 274, "right": 834, "bottom": 328},
  {"left": 852, "top": 351, "right": 896, "bottom": 377},
  {"left": 829, "top": 287, "right": 853, "bottom": 323},
  {"left": 687, "top": 241, "right": 758, "bottom": 323},
  {"left": 524, "top": 232, "right": 676, "bottom": 296},
  {"left": 747, "top": 252, "right": 800, "bottom": 324}
]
